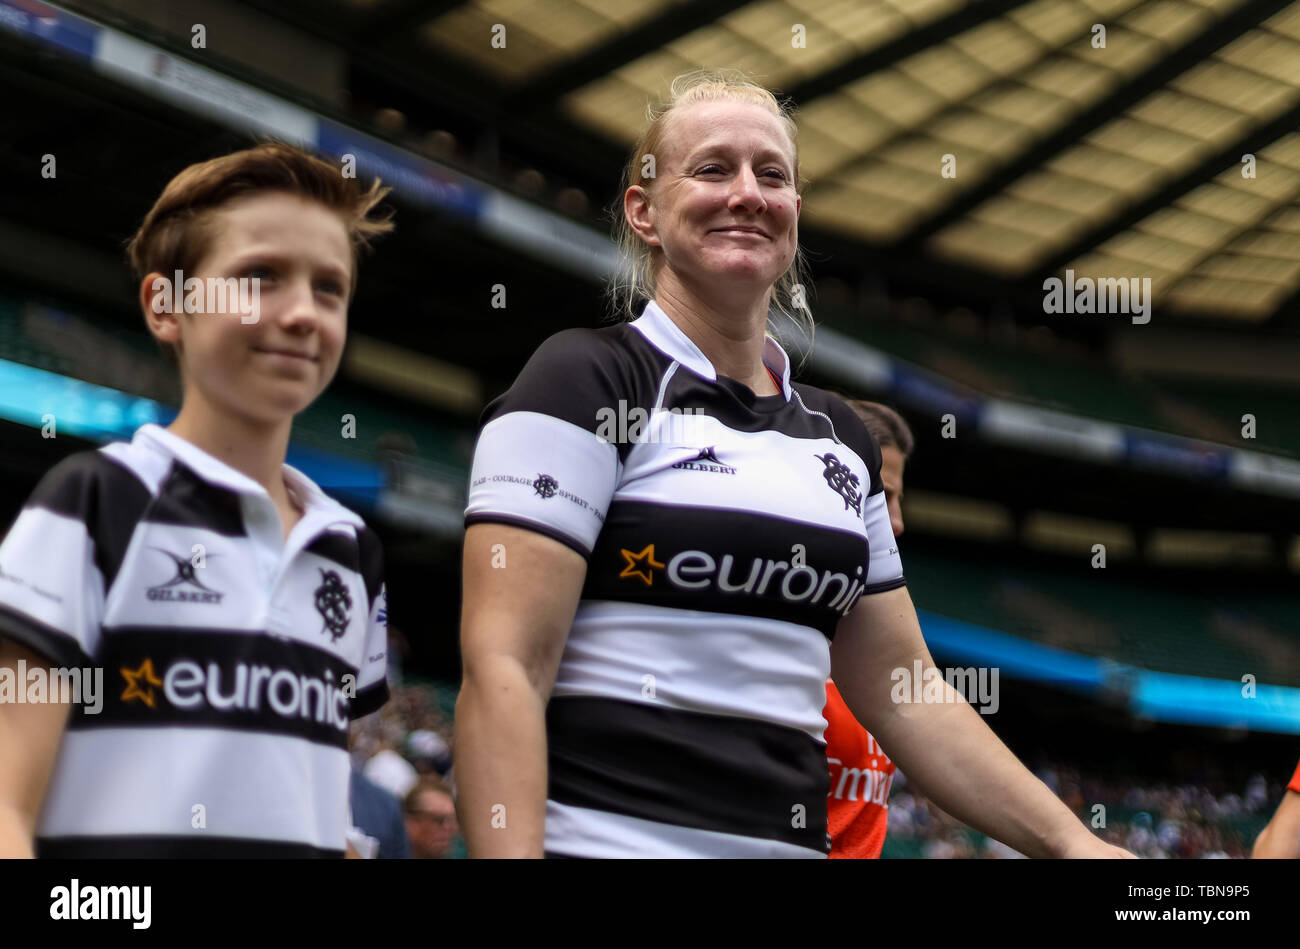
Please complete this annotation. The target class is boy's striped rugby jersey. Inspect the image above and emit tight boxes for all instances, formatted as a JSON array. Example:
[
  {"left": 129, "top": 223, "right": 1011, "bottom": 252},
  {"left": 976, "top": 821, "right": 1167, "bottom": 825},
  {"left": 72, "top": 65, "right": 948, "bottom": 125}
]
[
  {"left": 465, "top": 301, "right": 905, "bottom": 858},
  {"left": 0, "top": 424, "right": 388, "bottom": 858}
]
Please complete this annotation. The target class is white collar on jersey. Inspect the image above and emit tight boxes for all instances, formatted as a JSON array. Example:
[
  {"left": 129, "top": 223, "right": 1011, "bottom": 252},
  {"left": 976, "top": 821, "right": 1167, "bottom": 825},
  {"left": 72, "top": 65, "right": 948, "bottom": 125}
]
[
  {"left": 633, "top": 299, "right": 793, "bottom": 401},
  {"left": 132, "top": 423, "right": 364, "bottom": 528}
]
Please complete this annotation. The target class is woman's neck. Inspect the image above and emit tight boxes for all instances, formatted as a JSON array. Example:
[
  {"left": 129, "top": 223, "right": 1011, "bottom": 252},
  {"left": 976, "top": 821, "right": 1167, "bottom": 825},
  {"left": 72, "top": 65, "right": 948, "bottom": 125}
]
[{"left": 653, "top": 274, "right": 777, "bottom": 395}]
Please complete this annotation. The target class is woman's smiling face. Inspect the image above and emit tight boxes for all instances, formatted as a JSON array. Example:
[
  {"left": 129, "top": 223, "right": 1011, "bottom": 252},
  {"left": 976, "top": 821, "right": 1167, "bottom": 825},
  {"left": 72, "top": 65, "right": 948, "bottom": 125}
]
[{"left": 637, "top": 99, "right": 801, "bottom": 296}]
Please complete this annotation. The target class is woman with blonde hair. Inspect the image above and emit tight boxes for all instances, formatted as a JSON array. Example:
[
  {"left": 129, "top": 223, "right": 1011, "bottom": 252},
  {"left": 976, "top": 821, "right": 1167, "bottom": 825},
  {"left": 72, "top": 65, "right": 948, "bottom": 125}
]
[{"left": 454, "top": 70, "right": 1131, "bottom": 858}]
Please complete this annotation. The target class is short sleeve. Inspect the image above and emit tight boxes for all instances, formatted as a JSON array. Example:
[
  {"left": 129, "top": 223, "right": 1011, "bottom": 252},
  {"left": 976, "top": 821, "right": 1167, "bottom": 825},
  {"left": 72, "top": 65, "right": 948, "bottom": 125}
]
[
  {"left": 464, "top": 329, "right": 622, "bottom": 558},
  {"left": 351, "top": 527, "right": 389, "bottom": 719},
  {"left": 826, "top": 396, "right": 905, "bottom": 595},
  {"left": 0, "top": 453, "right": 123, "bottom": 667},
  {"left": 1289, "top": 759, "right": 1300, "bottom": 795}
]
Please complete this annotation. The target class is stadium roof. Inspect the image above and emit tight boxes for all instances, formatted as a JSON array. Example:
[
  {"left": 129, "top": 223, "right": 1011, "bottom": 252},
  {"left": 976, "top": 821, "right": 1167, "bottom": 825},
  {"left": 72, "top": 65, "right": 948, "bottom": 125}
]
[{"left": 243, "top": 0, "right": 1300, "bottom": 326}]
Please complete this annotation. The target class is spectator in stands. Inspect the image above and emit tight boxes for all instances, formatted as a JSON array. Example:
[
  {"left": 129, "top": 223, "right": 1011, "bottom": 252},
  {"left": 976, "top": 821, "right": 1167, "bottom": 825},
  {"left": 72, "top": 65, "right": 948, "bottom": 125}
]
[
  {"left": 886, "top": 758, "right": 1272, "bottom": 858},
  {"left": 348, "top": 724, "right": 411, "bottom": 858},
  {"left": 407, "top": 728, "right": 452, "bottom": 778},
  {"left": 364, "top": 740, "right": 419, "bottom": 800},
  {"left": 350, "top": 767, "right": 411, "bottom": 859},
  {"left": 405, "top": 776, "right": 459, "bottom": 859}
]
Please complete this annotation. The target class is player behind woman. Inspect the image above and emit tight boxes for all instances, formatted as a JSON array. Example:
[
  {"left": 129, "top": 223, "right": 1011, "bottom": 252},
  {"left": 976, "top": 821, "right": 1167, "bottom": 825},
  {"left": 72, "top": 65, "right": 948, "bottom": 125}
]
[
  {"left": 825, "top": 400, "right": 912, "bottom": 858},
  {"left": 454, "top": 70, "right": 1134, "bottom": 858},
  {"left": 0, "top": 142, "right": 393, "bottom": 857}
]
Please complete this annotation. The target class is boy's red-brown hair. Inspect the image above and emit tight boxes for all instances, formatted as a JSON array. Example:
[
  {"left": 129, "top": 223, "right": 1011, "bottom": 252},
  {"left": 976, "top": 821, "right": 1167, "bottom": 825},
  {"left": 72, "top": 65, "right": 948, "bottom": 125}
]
[{"left": 126, "top": 141, "right": 393, "bottom": 359}]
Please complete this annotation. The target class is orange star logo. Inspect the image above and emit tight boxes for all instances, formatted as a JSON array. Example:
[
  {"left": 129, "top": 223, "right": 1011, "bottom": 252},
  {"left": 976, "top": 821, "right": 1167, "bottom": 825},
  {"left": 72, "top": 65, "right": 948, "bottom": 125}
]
[
  {"left": 619, "top": 544, "right": 665, "bottom": 586},
  {"left": 121, "top": 658, "right": 163, "bottom": 708}
]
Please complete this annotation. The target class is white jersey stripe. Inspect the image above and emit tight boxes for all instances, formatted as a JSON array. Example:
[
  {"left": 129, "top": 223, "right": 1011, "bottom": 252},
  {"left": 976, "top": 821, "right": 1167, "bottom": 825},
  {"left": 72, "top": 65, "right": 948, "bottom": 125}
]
[
  {"left": 39, "top": 727, "right": 348, "bottom": 847},
  {"left": 553, "top": 600, "right": 831, "bottom": 740},
  {"left": 545, "top": 801, "right": 826, "bottom": 859},
  {"left": 466, "top": 410, "right": 617, "bottom": 555}
]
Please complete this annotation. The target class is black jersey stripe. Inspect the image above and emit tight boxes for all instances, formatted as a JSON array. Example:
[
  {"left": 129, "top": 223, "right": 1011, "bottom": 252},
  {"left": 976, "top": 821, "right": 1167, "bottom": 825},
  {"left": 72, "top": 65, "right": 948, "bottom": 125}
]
[
  {"left": 69, "top": 627, "right": 360, "bottom": 747},
  {"left": 862, "top": 576, "right": 908, "bottom": 596},
  {"left": 583, "top": 500, "right": 871, "bottom": 638},
  {"left": 36, "top": 836, "right": 343, "bottom": 859},
  {"left": 0, "top": 603, "right": 94, "bottom": 668},
  {"left": 351, "top": 680, "right": 389, "bottom": 719},
  {"left": 305, "top": 531, "right": 361, "bottom": 573},
  {"left": 25, "top": 451, "right": 153, "bottom": 590},
  {"left": 464, "top": 511, "right": 593, "bottom": 558},
  {"left": 547, "top": 695, "right": 830, "bottom": 854},
  {"left": 661, "top": 369, "right": 842, "bottom": 442},
  {"left": 480, "top": 325, "right": 669, "bottom": 464},
  {"left": 145, "top": 462, "right": 247, "bottom": 538},
  {"left": 356, "top": 525, "right": 384, "bottom": 611},
  {"left": 484, "top": 325, "right": 864, "bottom": 455}
]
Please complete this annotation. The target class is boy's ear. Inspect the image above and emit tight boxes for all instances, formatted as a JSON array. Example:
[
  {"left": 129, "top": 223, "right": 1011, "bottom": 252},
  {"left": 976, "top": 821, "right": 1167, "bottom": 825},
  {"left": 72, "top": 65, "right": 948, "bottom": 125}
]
[{"left": 139, "top": 272, "right": 181, "bottom": 349}]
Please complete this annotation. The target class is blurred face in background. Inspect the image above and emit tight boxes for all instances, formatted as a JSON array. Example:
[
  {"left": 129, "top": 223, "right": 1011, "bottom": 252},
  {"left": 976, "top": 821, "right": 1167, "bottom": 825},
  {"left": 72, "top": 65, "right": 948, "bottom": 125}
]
[
  {"left": 880, "top": 445, "right": 906, "bottom": 538},
  {"left": 406, "top": 788, "right": 457, "bottom": 858}
]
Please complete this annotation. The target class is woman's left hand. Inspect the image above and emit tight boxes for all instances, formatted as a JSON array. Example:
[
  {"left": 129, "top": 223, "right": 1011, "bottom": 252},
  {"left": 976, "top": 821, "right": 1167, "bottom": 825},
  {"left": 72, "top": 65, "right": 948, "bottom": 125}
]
[{"left": 1054, "top": 833, "right": 1139, "bottom": 858}]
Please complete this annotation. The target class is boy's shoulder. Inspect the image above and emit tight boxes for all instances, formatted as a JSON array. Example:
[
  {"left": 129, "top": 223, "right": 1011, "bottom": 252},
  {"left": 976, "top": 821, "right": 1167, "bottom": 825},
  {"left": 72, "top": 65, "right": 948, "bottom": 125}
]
[{"left": 28, "top": 441, "right": 155, "bottom": 524}]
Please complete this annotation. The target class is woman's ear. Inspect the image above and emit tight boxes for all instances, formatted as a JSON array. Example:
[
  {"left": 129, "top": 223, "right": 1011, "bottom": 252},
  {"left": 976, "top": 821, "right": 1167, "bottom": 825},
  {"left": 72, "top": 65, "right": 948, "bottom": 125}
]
[{"left": 624, "top": 185, "right": 661, "bottom": 249}]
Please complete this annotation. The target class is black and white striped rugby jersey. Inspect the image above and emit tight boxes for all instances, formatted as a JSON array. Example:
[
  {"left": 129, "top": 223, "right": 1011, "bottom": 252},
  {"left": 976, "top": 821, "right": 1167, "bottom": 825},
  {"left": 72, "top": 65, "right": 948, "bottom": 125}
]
[
  {"left": 0, "top": 424, "right": 388, "bottom": 858},
  {"left": 465, "top": 300, "right": 905, "bottom": 858}
]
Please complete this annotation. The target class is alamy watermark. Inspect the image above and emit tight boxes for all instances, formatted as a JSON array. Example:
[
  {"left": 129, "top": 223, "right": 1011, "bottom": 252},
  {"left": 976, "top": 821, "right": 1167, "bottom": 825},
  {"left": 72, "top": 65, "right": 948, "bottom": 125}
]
[
  {"left": 595, "top": 400, "right": 711, "bottom": 445},
  {"left": 890, "top": 660, "right": 999, "bottom": 714},
  {"left": 0, "top": 659, "right": 103, "bottom": 714},
  {"left": 50, "top": 879, "right": 151, "bottom": 929},
  {"left": 150, "top": 270, "right": 261, "bottom": 324},
  {"left": 1042, "top": 269, "right": 1151, "bottom": 325}
]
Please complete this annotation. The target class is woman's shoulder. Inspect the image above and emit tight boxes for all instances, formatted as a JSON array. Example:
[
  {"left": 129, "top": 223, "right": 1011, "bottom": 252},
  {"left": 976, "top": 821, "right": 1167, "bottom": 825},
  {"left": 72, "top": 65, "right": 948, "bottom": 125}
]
[
  {"left": 791, "top": 383, "right": 883, "bottom": 477},
  {"left": 478, "top": 321, "right": 667, "bottom": 433},
  {"left": 526, "top": 322, "right": 638, "bottom": 371}
]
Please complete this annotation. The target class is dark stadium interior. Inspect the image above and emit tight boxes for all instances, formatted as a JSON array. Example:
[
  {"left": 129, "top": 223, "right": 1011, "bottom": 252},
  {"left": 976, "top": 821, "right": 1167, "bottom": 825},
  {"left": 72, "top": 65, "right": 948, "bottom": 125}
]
[{"left": 1, "top": 0, "right": 1298, "bottom": 860}]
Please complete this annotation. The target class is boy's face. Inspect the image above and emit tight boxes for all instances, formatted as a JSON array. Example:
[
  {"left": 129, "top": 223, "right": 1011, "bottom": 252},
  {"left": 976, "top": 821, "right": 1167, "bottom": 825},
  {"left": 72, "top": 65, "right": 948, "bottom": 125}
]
[{"left": 151, "top": 191, "right": 353, "bottom": 425}]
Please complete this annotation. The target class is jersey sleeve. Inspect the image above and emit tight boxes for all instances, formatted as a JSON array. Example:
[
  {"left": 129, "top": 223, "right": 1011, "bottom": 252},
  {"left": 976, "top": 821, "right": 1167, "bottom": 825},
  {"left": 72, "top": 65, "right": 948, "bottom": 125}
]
[
  {"left": 1289, "top": 758, "right": 1300, "bottom": 795},
  {"left": 828, "top": 397, "right": 905, "bottom": 595},
  {"left": 0, "top": 453, "right": 113, "bottom": 667},
  {"left": 351, "top": 526, "right": 389, "bottom": 719},
  {"left": 464, "top": 328, "right": 622, "bottom": 558}
]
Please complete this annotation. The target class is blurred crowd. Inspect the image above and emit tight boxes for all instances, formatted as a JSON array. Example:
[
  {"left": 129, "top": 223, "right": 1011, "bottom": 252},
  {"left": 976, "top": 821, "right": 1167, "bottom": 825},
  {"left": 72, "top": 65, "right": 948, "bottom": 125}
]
[
  {"left": 884, "top": 762, "right": 1280, "bottom": 859},
  {"left": 349, "top": 679, "right": 464, "bottom": 859},
  {"left": 350, "top": 669, "right": 1284, "bottom": 860}
]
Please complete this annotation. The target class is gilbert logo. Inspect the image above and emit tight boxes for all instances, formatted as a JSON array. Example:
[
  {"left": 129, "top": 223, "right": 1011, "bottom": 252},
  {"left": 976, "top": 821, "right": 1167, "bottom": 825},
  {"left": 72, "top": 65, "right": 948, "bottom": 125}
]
[
  {"left": 146, "top": 548, "right": 223, "bottom": 605},
  {"left": 672, "top": 446, "right": 737, "bottom": 475},
  {"left": 50, "top": 879, "right": 151, "bottom": 929}
]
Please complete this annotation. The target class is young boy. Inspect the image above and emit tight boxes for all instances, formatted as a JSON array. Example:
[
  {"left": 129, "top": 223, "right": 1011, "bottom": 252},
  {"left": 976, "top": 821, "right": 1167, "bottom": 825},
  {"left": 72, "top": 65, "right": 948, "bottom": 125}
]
[{"left": 0, "top": 142, "right": 394, "bottom": 857}]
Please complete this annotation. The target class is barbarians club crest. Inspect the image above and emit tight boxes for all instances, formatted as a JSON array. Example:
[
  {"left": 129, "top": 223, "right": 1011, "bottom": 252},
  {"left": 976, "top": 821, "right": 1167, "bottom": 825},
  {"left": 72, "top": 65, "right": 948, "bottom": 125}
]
[
  {"left": 314, "top": 568, "right": 353, "bottom": 642},
  {"left": 814, "top": 452, "right": 862, "bottom": 515}
]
